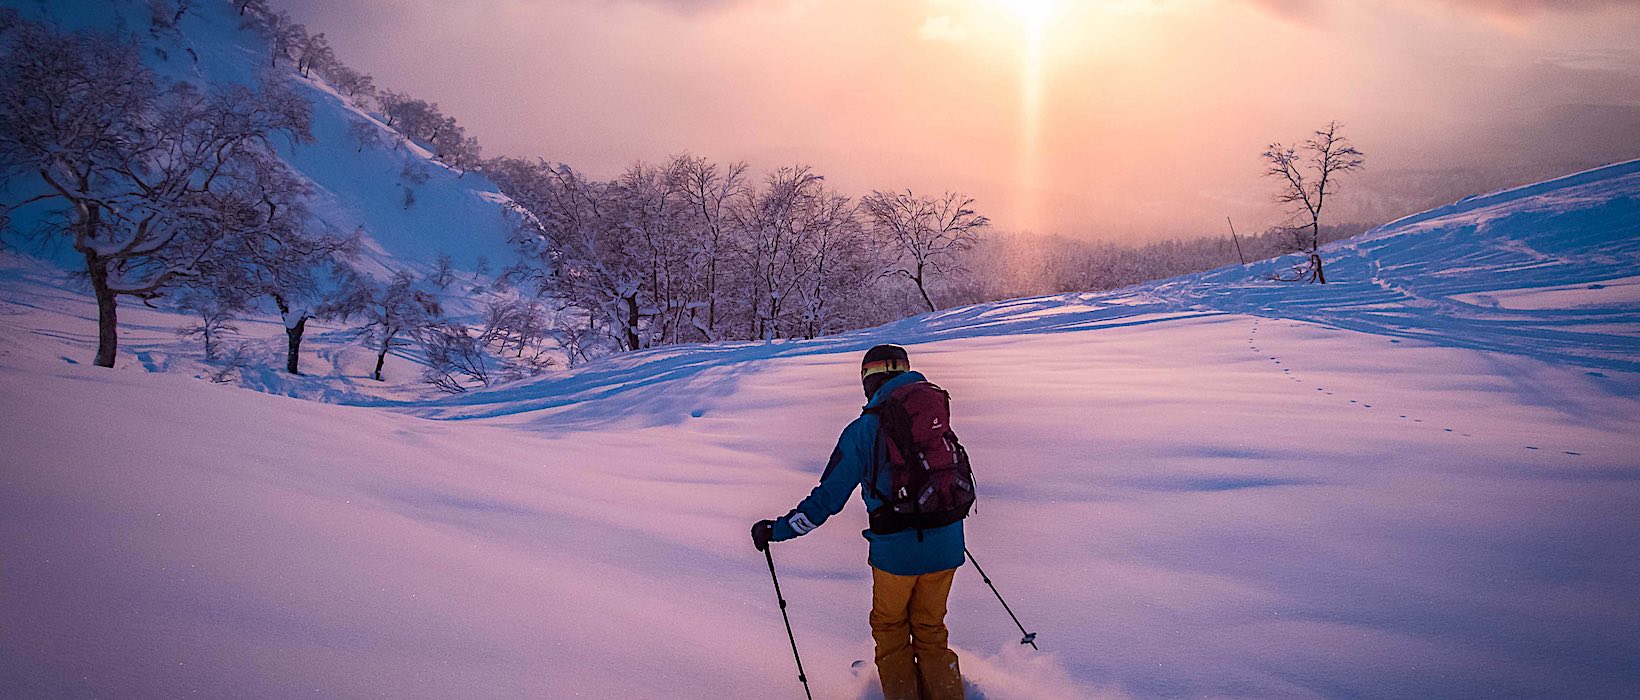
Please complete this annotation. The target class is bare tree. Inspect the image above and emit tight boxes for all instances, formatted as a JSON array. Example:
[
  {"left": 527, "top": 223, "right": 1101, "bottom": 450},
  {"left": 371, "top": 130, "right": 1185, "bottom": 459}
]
[
  {"left": 477, "top": 298, "right": 558, "bottom": 379},
  {"left": 432, "top": 252, "right": 456, "bottom": 289},
  {"left": 346, "top": 116, "right": 384, "bottom": 152},
  {"left": 1261, "top": 121, "right": 1365, "bottom": 284},
  {"left": 206, "top": 342, "right": 253, "bottom": 384},
  {"left": 417, "top": 321, "right": 490, "bottom": 393},
  {"left": 355, "top": 271, "right": 441, "bottom": 381},
  {"left": 862, "top": 190, "right": 989, "bottom": 312},
  {"left": 176, "top": 291, "right": 244, "bottom": 361}
]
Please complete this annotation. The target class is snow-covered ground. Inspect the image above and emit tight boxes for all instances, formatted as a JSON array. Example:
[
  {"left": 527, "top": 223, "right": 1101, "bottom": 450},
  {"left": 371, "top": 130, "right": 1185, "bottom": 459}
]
[{"left": 4, "top": 154, "right": 1639, "bottom": 698}]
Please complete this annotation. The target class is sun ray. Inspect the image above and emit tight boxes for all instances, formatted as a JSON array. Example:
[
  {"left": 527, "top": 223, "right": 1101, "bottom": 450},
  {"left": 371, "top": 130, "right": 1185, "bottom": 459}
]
[{"left": 982, "top": 0, "right": 1065, "bottom": 233}]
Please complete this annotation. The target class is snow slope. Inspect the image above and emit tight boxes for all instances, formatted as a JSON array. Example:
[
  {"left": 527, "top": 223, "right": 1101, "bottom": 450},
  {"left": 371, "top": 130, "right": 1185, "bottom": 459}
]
[
  {"left": 2, "top": 0, "right": 517, "bottom": 277},
  {"left": 4, "top": 146, "right": 1639, "bottom": 700},
  {"left": 1, "top": 0, "right": 526, "bottom": 399}
]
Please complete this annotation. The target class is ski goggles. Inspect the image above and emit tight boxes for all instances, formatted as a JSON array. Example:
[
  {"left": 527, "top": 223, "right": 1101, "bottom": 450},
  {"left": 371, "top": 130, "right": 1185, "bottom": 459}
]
[{"left": 860, "top": 358, "right": 911, "bottom": 380}]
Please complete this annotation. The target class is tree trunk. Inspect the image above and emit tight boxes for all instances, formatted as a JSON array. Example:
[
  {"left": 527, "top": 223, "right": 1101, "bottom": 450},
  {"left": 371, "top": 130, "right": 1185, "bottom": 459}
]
[
  {"left": 1310, "top": 221, "right": 1326, "bottom": 284},
  {"left": 705, "top": 253, "right": 718, "bottom": 340},
  {"left": 85, "top": 249, "right": 119, "bottom": 368},
  {"left": 285, "top": 317, "right": 307, "bottom": 375},
  {"left": 913, "top": 270, "right": 937, "bottom": 313},
  {"left": 624, "top": 295, "right": 641, "bottom": 351},
  {"left": 373, "top": 346, "right": 387, "bottom": 381}
]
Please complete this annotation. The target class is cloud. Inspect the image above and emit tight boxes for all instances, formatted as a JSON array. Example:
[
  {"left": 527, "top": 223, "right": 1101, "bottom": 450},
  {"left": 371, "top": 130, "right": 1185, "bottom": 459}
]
[
  {"left": 598, "top": 0, "right": 748, "bottom": 16},
  {"left": 1239, "top": 0, "right": 1327, "bottom": 22},
  {"left": 1443, "top": 0, "right": 1640, "bottom": 14},
  {"left": 918, "top": 15, "right": 969, "bottom": 42},
  {"left": 1239, "top": 0, "right": 1640, "bottom": 22}
]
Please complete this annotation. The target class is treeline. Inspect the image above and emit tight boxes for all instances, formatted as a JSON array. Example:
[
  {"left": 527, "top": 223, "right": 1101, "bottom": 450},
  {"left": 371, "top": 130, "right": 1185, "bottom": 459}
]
[
  {"left": 944, "top": 224, "right": 1364, "bottom": 305},
  {"left": 231, "top": 0, "right": 996, "bottom": 361},
  {"left": 233, "top": 0, "right": 483, "bottom": 172},
  {"left": 486, "top": 157, "right": 988, "bottom": 363},
  {"left": 1, "top": 1, "right": 1368, "bottom": 393}
]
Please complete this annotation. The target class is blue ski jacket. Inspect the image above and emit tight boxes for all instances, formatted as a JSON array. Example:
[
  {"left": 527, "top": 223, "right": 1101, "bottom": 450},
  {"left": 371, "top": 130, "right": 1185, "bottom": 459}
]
[{"left": 769, "top": 370, "right": 965, "bottom": 576}]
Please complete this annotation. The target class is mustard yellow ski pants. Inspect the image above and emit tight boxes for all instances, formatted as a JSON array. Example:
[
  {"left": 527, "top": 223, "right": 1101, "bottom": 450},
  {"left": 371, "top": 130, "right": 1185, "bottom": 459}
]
[{"left": 870, "top": 566, "right": 964, "bottom": 700}]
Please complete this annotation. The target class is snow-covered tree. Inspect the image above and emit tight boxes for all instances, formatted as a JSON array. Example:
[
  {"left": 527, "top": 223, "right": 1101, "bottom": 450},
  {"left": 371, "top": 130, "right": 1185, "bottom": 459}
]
[
  {"left": 668, "top": 154, "right": 748, "bottom": 341},
  {"left": 185, "top": 153, "right": 356, "bottom": 376},
  {"left": 294, "top": 31, "right": 333, "bottom": 79},
  {"left": 500, "top": 161, "right": 644, "bottom": 354},
  {"left": 324, "top": 64, "right": 375, "bottom": 103},
  {"left": 793, "top": 190, "right": 871, "bottom": 339},
  {"left": 1262, "top": 121, "right": 1365, "bottom": 284},
  {"left": 0, "top": 20, "right": 313, "bottom": 368},
  {"left": 738, "top": 166, "right": 825, "bottom": 339},
  {"left": 354, "top": 271, "right": 441, "bottom": 381},
  {"left": 260, "top": 11, "right": 305, "bottom": 69},
  {"left": 862, "top": 190, "right": 989, "bottom": 312}
]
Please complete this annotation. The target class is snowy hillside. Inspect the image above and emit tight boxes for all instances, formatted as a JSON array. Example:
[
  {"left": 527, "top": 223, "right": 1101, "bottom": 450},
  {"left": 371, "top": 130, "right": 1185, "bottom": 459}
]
[
  {"left": 2, "top": 0, "right": 516, "bottom": 277},
  {"left": 4, "top": 141, "right": 1639, "bottom": 700},
  {"left": 0, "top": 0, "right": 527, "bottom": 397}
]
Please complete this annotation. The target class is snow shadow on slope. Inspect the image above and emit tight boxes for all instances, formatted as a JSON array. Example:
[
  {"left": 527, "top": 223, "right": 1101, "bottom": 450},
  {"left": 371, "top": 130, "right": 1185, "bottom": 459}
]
[{"left": 402, "top": 306, "right": 1213, "bottom": 428}]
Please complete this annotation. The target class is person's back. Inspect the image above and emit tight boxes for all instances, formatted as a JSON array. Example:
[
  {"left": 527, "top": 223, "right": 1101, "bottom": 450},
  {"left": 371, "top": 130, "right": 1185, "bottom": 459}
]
[{"left": 752, "top": 344, "right": 968, "bottom": 700}]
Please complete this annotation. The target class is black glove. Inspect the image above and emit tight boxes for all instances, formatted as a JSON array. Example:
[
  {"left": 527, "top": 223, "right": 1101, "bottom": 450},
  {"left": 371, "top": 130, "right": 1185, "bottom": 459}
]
[{"left": 751, "top": 519, "right": 775, "bottom": 552}]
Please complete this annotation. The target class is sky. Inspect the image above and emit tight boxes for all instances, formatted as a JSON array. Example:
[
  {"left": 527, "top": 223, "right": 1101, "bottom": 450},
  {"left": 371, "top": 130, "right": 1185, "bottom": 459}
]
[{"left": 279, "top": 0, "right": 1640, "bottom": 241}]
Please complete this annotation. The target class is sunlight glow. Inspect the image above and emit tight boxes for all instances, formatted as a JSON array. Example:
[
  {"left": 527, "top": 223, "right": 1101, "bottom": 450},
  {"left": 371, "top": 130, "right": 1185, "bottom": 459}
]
[
  {"left": 986, "top": 0, "right": 1066, "bottom": 27},
  {"left": 982, "top": 0, "right": 1066, "bottom": 233}
]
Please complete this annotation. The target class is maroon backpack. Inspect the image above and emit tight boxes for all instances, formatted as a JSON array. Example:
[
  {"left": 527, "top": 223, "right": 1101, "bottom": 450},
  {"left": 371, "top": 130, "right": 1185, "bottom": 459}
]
[{"left": 864, "top": 380, "right": 976, "bottom": 535}]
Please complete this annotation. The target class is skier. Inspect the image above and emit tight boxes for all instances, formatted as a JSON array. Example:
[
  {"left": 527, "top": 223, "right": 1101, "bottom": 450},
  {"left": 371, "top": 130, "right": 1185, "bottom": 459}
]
[{"left": 752, "top": 343, "right": 974, "bottom": 700}]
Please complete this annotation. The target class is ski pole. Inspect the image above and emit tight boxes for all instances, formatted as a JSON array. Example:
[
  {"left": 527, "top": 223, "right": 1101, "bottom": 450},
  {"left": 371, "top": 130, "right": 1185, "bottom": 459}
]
[
  {"left": 764, "top": 546, "right": 814, "bottom": 700},
  {"left": 965, "top": 547, "right": 1038, "bottom": 650}
]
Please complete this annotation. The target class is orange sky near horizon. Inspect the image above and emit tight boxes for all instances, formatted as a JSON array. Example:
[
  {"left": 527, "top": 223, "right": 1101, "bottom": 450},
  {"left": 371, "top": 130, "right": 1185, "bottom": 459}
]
[{"left": 284, "top": 0, "right": 1640, "bottom": 241}]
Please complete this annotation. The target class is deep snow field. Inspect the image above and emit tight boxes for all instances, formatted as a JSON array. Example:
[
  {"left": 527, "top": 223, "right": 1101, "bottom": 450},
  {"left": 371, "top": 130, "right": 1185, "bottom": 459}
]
[{"left": 4, "top": 156, "right": 1639, "bottom": 698}]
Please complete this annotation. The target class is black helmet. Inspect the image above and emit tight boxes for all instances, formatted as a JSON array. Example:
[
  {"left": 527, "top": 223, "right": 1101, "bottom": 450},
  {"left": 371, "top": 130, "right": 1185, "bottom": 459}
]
[{"left": 861, "top": 344, "right": 910, "bottom": 398}]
